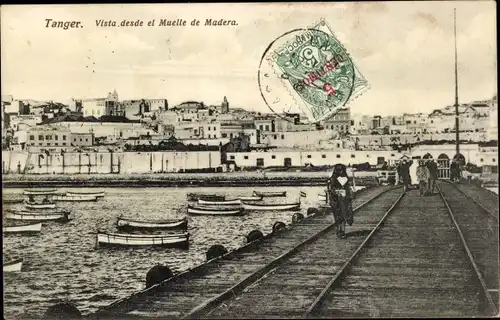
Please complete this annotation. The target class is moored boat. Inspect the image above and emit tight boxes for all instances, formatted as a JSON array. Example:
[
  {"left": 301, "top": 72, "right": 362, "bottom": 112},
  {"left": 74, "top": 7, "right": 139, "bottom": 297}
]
[
  {"left": 242, "top": 201, "right": 301, "bottom": 211},
  {"left": 238, "top": 196, "right": 263, "bottom": 201},
  {"left": 116, "top": 217, "right": 188, "bottom": 231},
  {"left": 3, "top": 199, "right": 25, "bottom": 204},
  {"left": 96, "top": 232, "right": 189, "bottom": 248},
  {"left": 25, "top": 202, "right": 56, "bottom": 209},
  {"left": 252, "top": 191, "right": 287, "bottom": 197},
  {"left": 66, "top": 191, "right": 105, "bottom": 198},
  {"left": 187, "top": 205, "right": 245, "bottom": 216},
  {"left": 23, "top": 189, "right": 58, "bottom": 196},
  {"left": 3, "top": 222, "right": 42, "bottom": 234},
  {"left": 53, "top": 194, "right": 98, "bottom": 202},
  {"left": 3, "top": 258, "right": 23, "bottom": 272},
  {"left": 187, "top": 193, "right": 225, "bottom": 202},
  {"left": 5, "top": 211, "right": 71, "bottom": 222},
  {"left": 198, "top": 199, "right": 241, "bottom": 206}
]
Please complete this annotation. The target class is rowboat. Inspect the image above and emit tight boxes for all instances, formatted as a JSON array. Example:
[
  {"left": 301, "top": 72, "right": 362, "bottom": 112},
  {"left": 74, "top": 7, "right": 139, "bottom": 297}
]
[
  {"left": 53, "top": 194, "right": 98, "bottom": 202},
  {"left": 187, "top": 205, "right": 245, "bottom": 216},
  {"left": 198, "top": 199, "right": 241, "bottom": 206},
  {"left": 96, "top": 232, "right": 189, "bottom": 248},
  {"left": 117, "top": 217, "right": 188, "bottom": 231},
  {"left": 238, "top": 196, "right": 263, "bottom": 201},
  {"left": 3, "top": 258, "right": 23, "bottom": 272},
  {"left": 25, "top": 202, "right": 56, "bottom": 209},
  {"left": 3, "top": 222, "right": 42, "bottom": 234},
  {"left": 3, "top": 199, "right": 24, "bottom": 204},
  {"left": 252, "top": 191, "right": 287, "bottom": 197},
  {"left": 66, "top": 191, "right": 105, "bottom": 198},
  {"left": 187, "top": 193, "right": 225, "bottom": 202},
  {"left": 6, "top": 211, "right": 71, "bottom": 222},
  {"left": 23, "top": 189, "right": 58, "bottom": 196},
  {"left": 242, "top": 202, "right": 301, "bottom": 211}
]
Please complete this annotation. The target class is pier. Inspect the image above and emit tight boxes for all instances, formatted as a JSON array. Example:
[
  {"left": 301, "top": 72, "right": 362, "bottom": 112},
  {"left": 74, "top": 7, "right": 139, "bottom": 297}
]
[{"left": 83, "top": 181, "right": 499, "bottom": 319}]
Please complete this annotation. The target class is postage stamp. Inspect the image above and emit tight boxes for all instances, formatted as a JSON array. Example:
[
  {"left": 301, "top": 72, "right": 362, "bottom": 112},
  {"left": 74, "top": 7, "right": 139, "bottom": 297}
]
[{"left": 258, "top": 19, "right": 369, "bottom": 123}]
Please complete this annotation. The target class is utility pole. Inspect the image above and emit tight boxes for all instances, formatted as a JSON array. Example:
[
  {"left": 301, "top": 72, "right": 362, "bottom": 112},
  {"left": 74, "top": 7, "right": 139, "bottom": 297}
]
[{"left": 454, "top": 8, "right": 460, "bottom": 157}]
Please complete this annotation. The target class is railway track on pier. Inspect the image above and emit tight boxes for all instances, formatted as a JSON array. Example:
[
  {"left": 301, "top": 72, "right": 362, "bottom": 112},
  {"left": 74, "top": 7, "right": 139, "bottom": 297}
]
[
  {"left": 188, "top": 184, "right": 497, "bottom": 319},
  {"left": 303, "top": 183, "right": 497, "bottom": 318},
  {"left": 185, "top": 188, "right": 405, "bottom": 319},
  {"left": 89, "top": 186, "right": 398, "bottom": 319}
]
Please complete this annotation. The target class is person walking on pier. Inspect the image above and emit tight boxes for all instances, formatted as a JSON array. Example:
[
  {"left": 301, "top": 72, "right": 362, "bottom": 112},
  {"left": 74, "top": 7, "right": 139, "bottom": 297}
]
[
  {"left": 426, "top": 157, "right": 438, "bottom": 194},
  {"left": 327, "top": 164, "right": 354, "bottom": 239},
  {"left": 416, "top": 160, "right": 431, "bottom": 196},
  {"left": 399, "top": 159, "right": 413, "bottom": 192}
]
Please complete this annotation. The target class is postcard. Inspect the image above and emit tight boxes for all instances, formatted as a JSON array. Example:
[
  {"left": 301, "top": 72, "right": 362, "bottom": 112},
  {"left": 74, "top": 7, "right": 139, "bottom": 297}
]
[{"left": 1, "top": 2, "right": 498, "bottom": 319}]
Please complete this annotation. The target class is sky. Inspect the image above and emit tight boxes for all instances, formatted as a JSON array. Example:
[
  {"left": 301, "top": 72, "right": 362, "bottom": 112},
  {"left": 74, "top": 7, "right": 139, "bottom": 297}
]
[{"left": 1, "top": 2, "right": 497, "bottom": 116}]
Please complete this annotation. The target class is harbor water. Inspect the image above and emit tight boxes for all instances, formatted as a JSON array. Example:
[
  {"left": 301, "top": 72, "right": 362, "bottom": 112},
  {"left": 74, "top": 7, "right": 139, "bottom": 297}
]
[{"left": 2, "top": 186, "right": 345, "bottom": 319}]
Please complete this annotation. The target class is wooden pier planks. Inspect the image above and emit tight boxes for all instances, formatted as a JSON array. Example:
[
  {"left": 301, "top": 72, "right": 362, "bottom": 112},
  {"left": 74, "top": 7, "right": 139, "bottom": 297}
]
[
  {"left": 90, "top": 186, "right": 394, "bottom": 318},
  {"left": 315, "top": 189, "right": 486, "bottom": 318},
  {"left": 205, "top": 189, "right": 403, "bottom": 319},
  {"left": 453, "top": 183, "right": 499, "bottom": 219},
  {"left": 439, "top": 182, "right": 499, "bottom": 311}
]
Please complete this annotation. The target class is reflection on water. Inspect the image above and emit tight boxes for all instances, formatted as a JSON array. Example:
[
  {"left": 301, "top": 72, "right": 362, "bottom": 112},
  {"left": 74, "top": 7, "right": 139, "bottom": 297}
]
[{"left": 2, "top": 186, "right": 329, "bottom": 319}]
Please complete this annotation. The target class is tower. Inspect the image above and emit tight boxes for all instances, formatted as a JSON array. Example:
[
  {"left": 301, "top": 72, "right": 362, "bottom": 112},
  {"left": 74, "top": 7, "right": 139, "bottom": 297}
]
[{"left": 221, "top": 96, "right": 229, "bottom": 114}]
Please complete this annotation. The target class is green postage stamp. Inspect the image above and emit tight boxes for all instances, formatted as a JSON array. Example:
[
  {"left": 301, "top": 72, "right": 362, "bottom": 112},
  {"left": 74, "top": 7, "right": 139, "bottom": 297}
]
[{"left": 262, "top": 19, "right": 369, "bottom": 123}]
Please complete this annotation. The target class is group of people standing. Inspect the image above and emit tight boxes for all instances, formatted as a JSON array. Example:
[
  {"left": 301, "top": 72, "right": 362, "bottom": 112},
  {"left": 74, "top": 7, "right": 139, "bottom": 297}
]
[{"left": 397, "top": 157, "right": 440, "bottom": 195}]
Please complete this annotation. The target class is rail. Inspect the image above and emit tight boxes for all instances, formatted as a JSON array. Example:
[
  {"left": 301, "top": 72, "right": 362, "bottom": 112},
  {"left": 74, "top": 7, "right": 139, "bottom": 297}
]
[
  {"left": 438, "top": 183, "right": 498, "bottom": 316},
  {"left": 184, "top": 186, "right": 404, "bottom": 319},
  {"left": 302, "top": 183, "right": 498, "bottom": 318},
  {"left": 442, "top": 180, "right": 498, "bottom": 222},
  {"left": 303, "top": 190, "right": 405, "bottom": 317}
]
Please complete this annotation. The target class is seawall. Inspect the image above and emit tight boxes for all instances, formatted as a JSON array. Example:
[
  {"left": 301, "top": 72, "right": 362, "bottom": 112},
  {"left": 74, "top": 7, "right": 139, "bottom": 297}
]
[{"left": 1, "top": 171, "right": 378, "bottom": 188}]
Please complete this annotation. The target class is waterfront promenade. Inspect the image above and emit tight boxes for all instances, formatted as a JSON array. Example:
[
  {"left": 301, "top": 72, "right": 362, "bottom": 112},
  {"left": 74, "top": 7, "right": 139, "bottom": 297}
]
[{"left": 69, "top": 181, "right": 498, "bottom": 319}]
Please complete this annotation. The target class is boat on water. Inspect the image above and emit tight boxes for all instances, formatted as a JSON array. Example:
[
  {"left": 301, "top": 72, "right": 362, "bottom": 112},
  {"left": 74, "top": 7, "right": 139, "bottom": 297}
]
[
  {"left": 198, "top": 199, "right": 241, "bottom": 206},
  {"left": 252, "top": 191, "right": 287, "bottom": 197},
  {"left": 3, "top": 222, "right": 42, "bottom": 234},
  {"left": 66, "top": 191, "right": 106, "bottom": 198},
  {"left": 6, "top": 211, "right": 71, "bottom": 222},
  {"left": 25, "top": 202, "right": 56, "bottom": 209},
  {"left": 3, "top": 258, "right": 23, "bottom": 272},
  {"left": 96, "top": 232, "right": 189, "bottom": 248},
  {"left": 3, "top": 199, "right": 25, "bottom": 204},
  {"left": 187, "top": 193, "right": 225, "bottom": 202},
  {"left": 23, "top": 189, "right": 58, "bottom": 196},
  {"left": 242, "top": 201, "right": 301, "bottom": 211},
  {"left": 116, "top": 217, "right": 188, "bottom": 231},
  {"left": 53, "top": 194, "right": 98, "bottom": 202},
  {"left": 187, "top": 205, "right": 245, "bottom": 216},
  {"left": 238, "top": 196, "right": 263, "bottom": 201}
]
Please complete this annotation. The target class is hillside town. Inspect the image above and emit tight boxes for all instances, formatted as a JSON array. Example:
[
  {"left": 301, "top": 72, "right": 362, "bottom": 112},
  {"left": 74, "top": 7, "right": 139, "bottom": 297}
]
[{"left": 1, "top": 91, "right": 498, "bottom": 174}]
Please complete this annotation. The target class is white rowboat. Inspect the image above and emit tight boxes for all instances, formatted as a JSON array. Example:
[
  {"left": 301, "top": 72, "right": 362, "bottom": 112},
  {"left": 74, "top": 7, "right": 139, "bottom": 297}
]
[
  {"left": 253, "top": 191, "right": 287, "bottom": 197},
  {"left": 23, "top": 189, "right": 58, "bottom": 195},
  {"left": 198, "top": 199, "right": 241, "bottom": 206},
  {"left": 117, "top": 217, "right": 188, "bottom": 231},
  {"left": 242, "top": 202, "right": 301, "bottom": 211},
  {"left": 3, "top": 259, "right": 23, "bottom": 272},
  {"left": 25, "top": 202, "right": 56, "bottom": 209},
  {"left": 187, "top": 205, "right": 245, "bottom": 216},
  {"left": 3, "top": 222, "right": 42, "bottom": 234},
  {"left": 97, "top": 232, "right": 189, "bottom": 248},
  {"left": 66, "top": 191, "right": 105, "bottom": 198},
  {"left": 6, "top": 211, "right": 71, "bottom": 222},
  {"left": 53, "top": 194, "right": 98, "bottom": 202}
]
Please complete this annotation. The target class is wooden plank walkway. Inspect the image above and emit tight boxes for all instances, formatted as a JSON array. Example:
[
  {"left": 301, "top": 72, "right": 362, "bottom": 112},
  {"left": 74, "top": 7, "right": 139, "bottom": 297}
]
[
  {"left": 89, "top": 186, "right": 394, "bottom": 318},
  {"left": 452, "top": 182, "right": 499, "bottom": 219},
  {"left": 312, "top": 186, "right": 489, "bottom": 318},
  {"left": 204, "top": 189, "right": 403, "bottom": 319},
  {"left": 439, "top": 182, "right": 499, "bottom": 311}
]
